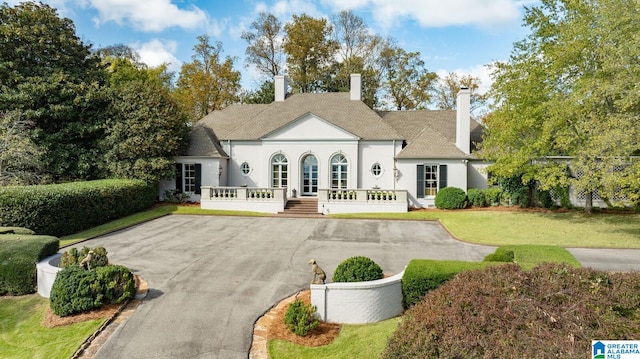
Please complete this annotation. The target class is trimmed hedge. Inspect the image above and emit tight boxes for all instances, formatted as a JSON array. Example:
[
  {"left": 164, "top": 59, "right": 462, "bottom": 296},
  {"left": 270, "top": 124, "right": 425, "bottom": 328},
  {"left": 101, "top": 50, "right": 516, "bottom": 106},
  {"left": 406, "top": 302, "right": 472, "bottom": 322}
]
[
  {"left": 60, "top": 246, "right": 109, "bottom": 269},
  {"left": 0, "top": 179, "right": 156, "bottom": 237},
  {"left": 384, "top": 263, "right": 640, "bottom": 359},
  {"left": 50, "top": 264, "right": 136, "bottom": 317},
  {"left": 333, "top": 256, "right": 384, "bottom": 283},
  {"left": 434, "top": 187, "right": 467, "bottom": 209},
  {"left": 0, "top": 227, "right": 35, "bottom": 235},
  {"left": 401, "top": 259, "right": 499, "bottom": 308},
  {"left": 483, "top": 247, "right": 515, "bottom": 262},
  {"left": 0, "top": 235, "right": 59, "bottom": 295}
]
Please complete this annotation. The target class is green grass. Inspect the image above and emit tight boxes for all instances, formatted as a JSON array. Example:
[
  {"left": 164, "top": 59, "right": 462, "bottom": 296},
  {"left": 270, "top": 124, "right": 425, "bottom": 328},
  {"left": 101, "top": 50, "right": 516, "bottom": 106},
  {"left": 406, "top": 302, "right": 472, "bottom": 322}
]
[
  {"left": 0, "top": 295, "right": 105, "bottom": 359},
  {"left": 500, "top": 245, "right": 582, "bottom": 270},
  {"left": 332, "top": 210, "right": 640, "bottom": 248},
  {"left": 269, "top": 317, "right": 400, "bottom": 359},
  {"left": 59, "top": 204, "right": 270, "bottom": 247}
]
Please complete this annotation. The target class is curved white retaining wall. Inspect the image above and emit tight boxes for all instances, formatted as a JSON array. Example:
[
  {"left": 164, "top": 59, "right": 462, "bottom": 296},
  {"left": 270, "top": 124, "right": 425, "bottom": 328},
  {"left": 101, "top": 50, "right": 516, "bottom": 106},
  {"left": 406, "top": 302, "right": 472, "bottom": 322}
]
[
  {"left": 310, "top": 269, "right": 405, "bottom": 324},
  {"left": 36, "top": 253, "right": 63, "bottom": 298}
]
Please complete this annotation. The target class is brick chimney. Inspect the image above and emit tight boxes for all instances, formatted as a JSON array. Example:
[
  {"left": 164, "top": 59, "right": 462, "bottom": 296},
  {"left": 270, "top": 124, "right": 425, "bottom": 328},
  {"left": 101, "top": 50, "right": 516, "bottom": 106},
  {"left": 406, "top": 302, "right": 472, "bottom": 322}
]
[
  {"left": 350, "top": 73, "right": 361, "bottom": 101},
  {"left": 456, "top": 87, "right": 471, "bottom": 155},
  {"left": 274, "top": 75, "right": 287, "bottom": 102}
]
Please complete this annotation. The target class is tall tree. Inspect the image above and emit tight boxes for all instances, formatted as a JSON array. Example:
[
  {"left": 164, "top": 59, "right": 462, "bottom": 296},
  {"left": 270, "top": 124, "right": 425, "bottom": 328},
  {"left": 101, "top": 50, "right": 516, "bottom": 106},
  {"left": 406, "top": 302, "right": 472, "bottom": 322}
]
[
  {"left": 242, "top": 12, "right": 284, "bottom": 78},
  {"left": 433, "top": 72, "right": 487, "bottom": 113},
  {"left": 0, "top": 2, "right": 107, "bottom": 181},
  {"left": 482, "top": 0, "right": 640, "bottom": 212},
  {"left": 176, "top": 35, "right": 241, "bottom": 121},
  {"left": 0, "top": 111, "right": 43, "bottom": 185},
  {"left": 102, "top": 80, "right": 189, "bottom": 183},
  {"left": 283, "top": 14, "right": 339, "bottom": 93},
  {"left": 378, "top": 45, "right": 437, "bottom": 110},
  {"left": 324, "top": 10, "right": 386, "bottom": 108},
  {"left": 241, "top": 80, "right": 275, "bottom": 104}
]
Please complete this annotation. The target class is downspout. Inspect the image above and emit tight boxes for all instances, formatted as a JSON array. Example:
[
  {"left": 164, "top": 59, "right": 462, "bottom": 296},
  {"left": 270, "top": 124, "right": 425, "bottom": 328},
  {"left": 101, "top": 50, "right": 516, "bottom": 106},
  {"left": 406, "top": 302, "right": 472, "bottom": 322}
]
[{"left": 392, "top": 140, "right": 396, "bottom": 191}]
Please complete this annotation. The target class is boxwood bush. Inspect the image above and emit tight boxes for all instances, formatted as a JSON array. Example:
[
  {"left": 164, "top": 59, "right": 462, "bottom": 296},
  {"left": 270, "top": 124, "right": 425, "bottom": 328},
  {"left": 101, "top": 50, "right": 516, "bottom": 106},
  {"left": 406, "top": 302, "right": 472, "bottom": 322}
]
[
  {"left": 0, "top": 179, "right": 156, "bottom": 237},
  {"left": 483, "top": 247, "right": 515, "bottom": 262},
  {"left": 466, "top": 188, "right": 486, "bottom": 207},
  {"left": 50, "top": 264, "right": 136, "bottom": 317},
  {"left": 401, "top": 259, "right": 498, "bottom": 308},
  {"left": 332, "top": 256, "right": 384, "bottom": 283},
  {"left": 481, "top": 187, "right": 502, "bottom": 206},
  {"left": 384, "top": 263, "right": 640, "bottom": 359},
  {"left": 434, "top": 187, "right": 467, "bottom": 209},
  {"left": 0, "top": 234, "right": 59, "bottom": 295},
  {"left": 284, "top": 299, "right": 319, "bottom": 336}
]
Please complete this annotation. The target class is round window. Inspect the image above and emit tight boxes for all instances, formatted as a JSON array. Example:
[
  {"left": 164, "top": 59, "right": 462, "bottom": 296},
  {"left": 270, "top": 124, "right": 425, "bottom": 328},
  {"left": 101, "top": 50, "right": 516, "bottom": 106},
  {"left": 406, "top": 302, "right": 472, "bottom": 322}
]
[{"left": 372, "top": 163, "right": 382, "bottom": 177}]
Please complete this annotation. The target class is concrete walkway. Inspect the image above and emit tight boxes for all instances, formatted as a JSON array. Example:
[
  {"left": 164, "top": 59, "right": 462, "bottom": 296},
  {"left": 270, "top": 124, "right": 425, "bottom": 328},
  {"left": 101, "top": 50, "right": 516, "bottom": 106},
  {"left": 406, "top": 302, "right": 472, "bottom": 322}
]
[{"left": 71, "top": 215, "right": 640, "bottom": 358}]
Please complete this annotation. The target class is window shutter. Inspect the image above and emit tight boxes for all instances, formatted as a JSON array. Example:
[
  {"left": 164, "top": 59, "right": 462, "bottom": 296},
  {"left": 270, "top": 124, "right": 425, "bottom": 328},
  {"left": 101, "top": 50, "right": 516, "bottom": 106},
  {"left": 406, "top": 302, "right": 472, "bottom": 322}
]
[
  {"left": 417, "top": 165, "right": 425, "bottom": 198},
  {"left": 175, "top": 163, "right": 183, "bottom": 192},
  {"left": 195, "top": 164, "right": 202, "bottom": 195},
  {"left": 439, "top": 165, "right": 448, "bottom": 190}
]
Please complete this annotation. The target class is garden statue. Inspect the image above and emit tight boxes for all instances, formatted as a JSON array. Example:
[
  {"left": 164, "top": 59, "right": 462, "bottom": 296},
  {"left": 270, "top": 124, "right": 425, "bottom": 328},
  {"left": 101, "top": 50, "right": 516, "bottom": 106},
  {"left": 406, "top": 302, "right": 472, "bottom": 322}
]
[
  {"left": 80, "top": 250, "right": 94, "bottom": 270},
  {"left": 308, "top": 259, "right": 326, "bottom": 284}
]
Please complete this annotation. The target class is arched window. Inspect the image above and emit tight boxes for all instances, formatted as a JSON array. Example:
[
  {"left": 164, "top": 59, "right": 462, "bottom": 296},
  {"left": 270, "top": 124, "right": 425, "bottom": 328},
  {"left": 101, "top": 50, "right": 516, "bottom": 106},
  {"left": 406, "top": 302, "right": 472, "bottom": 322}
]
[
  {"left": 271, "top": 154, "right": 288, "bottom": 188},
  {"left": 330, "top": 154, "right": 348, "bottom": 189}
]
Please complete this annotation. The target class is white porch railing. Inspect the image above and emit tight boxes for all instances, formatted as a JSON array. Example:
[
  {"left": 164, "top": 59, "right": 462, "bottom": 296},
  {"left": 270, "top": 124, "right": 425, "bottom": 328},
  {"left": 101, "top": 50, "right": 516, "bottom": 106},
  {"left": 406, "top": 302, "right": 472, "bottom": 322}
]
[
  {"left": 319, "top": 189, "right": 408, "bottom": 214},
  {"left": 200, "top": 187, "right": 288, "bottom": 214}
]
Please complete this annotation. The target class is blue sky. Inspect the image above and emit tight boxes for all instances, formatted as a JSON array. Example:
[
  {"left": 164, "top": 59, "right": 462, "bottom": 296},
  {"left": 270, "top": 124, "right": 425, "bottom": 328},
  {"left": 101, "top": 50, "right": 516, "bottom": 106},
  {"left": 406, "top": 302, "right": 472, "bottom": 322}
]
[{"left": 8, "top": 0, "right": 538, "bottom": 93}]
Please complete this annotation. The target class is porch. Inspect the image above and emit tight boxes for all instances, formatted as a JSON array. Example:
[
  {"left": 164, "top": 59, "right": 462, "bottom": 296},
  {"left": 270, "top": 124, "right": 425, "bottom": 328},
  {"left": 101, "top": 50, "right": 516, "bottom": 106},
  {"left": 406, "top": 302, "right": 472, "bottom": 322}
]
[{"left": 200, "top": 187, "right": 408, "bottom": 214}]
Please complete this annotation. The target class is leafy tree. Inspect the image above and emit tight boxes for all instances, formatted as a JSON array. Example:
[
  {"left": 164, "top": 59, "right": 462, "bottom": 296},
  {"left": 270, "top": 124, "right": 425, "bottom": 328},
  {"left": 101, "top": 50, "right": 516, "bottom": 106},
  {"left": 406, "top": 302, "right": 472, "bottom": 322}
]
[
  {"left": 482, "top": 0, "right": 640, "bottom": 212},
  {"left": 378, "top": 45, "right": 438, "bottom": 110},
  {"left": 102, "top": 81, "right": 189, "bottom": 183},
  {"left": 94, "top": 44, "right": 140, "bottom": 63},
  {"left": 0, "top": 2, "right": 107, "bottom": 181},
  {"left": 0, "top": 111, "right": 43, "bottom": 185},
  {"left": 283, "top": 14, "right": 339, "bottom": 93},
  {"left": 323, "top": 10, "right": 386, "bottom": 108},
  {"left": 241, "top": 80, "right": 275, "bottom": 104},
  {"left": 242, "top": 11, "right": 284, "bottom": 78},
  {"left": 434, "top": 72, "right": 487, "bottom": 114},
  {"left": 176, "top": 35, "right": 241, "bottom": 121}
]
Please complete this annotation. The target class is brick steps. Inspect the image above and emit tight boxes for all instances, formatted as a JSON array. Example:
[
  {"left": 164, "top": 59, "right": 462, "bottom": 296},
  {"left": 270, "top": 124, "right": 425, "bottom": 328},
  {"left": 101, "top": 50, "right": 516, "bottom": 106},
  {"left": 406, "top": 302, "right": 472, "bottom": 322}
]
[{"left": 279, "top": 198, "right": 320, "bottom": 216}]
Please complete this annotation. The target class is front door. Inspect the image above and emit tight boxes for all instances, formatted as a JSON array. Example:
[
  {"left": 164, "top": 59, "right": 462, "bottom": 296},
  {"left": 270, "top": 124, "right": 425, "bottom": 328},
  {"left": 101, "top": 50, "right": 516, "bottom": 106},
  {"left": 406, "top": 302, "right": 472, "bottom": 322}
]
[{"left": 302, "top": 155, "right": 318, "bottom": 196}]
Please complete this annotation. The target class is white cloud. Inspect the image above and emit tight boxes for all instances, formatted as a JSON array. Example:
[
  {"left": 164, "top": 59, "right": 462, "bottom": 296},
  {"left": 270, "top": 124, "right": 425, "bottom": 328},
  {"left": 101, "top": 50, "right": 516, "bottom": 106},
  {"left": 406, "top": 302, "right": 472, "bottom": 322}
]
[
  {"left": 322, "top": 0, "right": 522, "bottom": 29},
  {"left": 85, "top": 0, "right": 208, "bottom": 32},
  {"left": 131, "top": 39, "right": 182, "bottom": 74},
  {"left": 268, "top": 0, "right": 324, "bottom": 19}
]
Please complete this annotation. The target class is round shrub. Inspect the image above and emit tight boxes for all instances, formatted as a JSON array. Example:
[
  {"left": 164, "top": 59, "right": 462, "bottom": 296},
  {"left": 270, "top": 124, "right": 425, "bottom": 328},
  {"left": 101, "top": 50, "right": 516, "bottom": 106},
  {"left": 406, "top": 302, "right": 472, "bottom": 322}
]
[
  {"left": 481, "top": 187, "right": 502, "bottom": 206},
  {"left": 284, "top": 299, "right": 319, "bottom": 336},
  {"left": 467, "top": 188, "right": 486, "bottom": 207},
  {"left": 96, "top": 265, "right": 136, "bottom": 304},
  {"left": 332, "top": 256, "right": 383, "bottom": 283},
  {"left": 383, "top": 263, "right": 640, "bottom": 359},
  {"left": 50, "top": 266, "right": 102, "bottom": 317},
  {"left": 434, "top": 187, "right": 467, "bottom": 209}
]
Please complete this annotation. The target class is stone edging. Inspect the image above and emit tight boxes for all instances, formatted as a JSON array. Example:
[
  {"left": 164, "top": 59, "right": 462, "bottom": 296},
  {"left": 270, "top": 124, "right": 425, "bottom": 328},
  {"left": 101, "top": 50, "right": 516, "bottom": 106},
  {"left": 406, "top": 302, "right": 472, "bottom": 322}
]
[
  {"left": 249, "top": 291, "right": 302, "bottom": 359},
  {"left": 71, "top": 275, "right": 149, "bottom": 359}
]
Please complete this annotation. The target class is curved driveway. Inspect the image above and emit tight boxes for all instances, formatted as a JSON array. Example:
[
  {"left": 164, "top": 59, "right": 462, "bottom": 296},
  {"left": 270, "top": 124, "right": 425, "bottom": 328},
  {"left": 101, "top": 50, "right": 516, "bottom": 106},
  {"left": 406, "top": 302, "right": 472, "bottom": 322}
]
[{"left": 77, "top": 215, "right": 639, "bottom": 358}]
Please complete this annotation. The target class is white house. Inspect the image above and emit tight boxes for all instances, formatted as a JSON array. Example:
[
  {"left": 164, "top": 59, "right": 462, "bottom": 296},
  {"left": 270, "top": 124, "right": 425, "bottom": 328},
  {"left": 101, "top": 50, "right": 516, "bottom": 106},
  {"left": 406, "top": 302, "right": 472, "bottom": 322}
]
[{"left": 159, "top": 74, "right": 488, "bottom": 214}]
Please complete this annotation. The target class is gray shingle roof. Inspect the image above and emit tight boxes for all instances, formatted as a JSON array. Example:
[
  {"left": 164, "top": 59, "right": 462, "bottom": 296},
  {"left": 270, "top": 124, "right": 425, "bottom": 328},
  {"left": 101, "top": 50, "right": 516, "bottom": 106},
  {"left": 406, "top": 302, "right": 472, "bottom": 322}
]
[
  {"left": 187, "top": 92, "right": 484, "bottom": 159},
  {"left": 378, "top": 110, "right": 483, "bottom": 159},
  {"left": 198, "top": 93, "right": 404, "bottom": 140},
  {"left": 180, "top": 124, "right": 228, "bottom": 158}
]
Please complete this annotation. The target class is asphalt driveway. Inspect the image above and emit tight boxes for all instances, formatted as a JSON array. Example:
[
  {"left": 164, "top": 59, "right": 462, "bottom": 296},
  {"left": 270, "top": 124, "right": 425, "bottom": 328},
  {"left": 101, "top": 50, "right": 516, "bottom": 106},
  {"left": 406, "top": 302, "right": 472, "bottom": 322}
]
[
  {"left": 77, "top": 215, "right": 494, "bottom": 359},
  {"left": 75, "top": 215, "right": 640, "bottom": 358}
]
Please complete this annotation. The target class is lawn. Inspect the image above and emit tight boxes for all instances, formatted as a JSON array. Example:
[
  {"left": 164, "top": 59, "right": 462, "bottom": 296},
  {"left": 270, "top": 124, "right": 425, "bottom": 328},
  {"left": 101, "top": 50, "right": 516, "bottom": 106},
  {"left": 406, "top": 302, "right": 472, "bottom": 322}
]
[
  {"left": 333, "top": 210, "right": 640, "bottom": 248},
  {"left": 0, "top": 295, "right": 105, "bottom": 359},
  {"left": 269, "top": 317, "right": 400, "bottom": 359}
]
